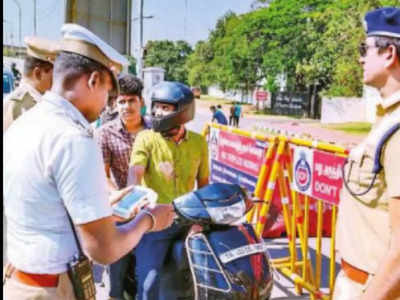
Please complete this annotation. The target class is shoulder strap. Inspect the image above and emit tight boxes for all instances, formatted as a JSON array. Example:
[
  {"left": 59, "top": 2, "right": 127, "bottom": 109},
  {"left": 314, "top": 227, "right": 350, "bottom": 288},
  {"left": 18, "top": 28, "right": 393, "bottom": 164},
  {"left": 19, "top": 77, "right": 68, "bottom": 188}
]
[
  {"left": 65, "top": 208, "right": 85, "bottom": 256},
  {"left": 373, "top": 123, "right": 400, "bottom": 173}
]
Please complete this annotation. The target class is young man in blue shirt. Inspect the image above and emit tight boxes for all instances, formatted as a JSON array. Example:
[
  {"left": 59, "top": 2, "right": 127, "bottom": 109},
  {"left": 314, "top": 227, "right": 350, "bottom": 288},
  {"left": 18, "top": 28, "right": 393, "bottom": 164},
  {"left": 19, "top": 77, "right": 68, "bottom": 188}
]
[{"left": 210, "top": 105, "right": 228, "bottom": 125}]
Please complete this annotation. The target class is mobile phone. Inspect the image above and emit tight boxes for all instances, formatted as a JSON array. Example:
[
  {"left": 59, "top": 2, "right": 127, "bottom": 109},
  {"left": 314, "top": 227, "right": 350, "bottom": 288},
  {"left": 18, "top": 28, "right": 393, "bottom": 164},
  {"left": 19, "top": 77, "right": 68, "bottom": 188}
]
[{"left": 112, "top": 187, "right": 157, "bottom": 219}]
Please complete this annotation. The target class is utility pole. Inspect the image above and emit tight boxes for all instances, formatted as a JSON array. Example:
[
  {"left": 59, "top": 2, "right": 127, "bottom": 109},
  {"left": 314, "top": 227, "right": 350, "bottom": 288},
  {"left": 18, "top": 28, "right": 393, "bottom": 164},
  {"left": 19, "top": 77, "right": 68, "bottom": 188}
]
[
  {"left": 3, "top": 19, "right": 11, "bottom": 45},
  {"left": 34, "top": 0, "right": 37, "bottom": 35},
  {"left": 12, "top": 0, "right": 22, "bottom": 45},
  {"left": 136, "top": 0, "right": 153, "bottom": 80},
  {"left": 137, "top": 0, "right": 144, "bottom": 80}
]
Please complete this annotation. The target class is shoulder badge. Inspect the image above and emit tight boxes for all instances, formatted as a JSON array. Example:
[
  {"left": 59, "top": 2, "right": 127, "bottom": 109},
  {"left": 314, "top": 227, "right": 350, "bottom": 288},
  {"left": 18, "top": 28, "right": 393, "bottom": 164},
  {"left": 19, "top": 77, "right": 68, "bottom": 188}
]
[{"left": 8, "top": 87, "right": 29, "bottom": 102}]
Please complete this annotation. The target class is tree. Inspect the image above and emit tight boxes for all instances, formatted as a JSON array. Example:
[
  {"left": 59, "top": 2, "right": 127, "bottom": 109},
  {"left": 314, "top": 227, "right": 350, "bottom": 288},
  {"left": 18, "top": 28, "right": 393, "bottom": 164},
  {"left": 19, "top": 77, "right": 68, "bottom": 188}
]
[
  {"left": 126, "top": 55, "right": 137, "bottom": 75},
  {"left": 187, "top": 0, "right": 400, "bottom": 99},
  {"left": 143, "top": 40, "right": 193, "bottom": 85}
]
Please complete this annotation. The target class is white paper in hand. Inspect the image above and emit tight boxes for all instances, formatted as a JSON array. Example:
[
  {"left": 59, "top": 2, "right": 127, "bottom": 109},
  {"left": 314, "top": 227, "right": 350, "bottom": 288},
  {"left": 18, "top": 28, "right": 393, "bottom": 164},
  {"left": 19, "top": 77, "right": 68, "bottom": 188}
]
[{"left": 112, "top": 186, "right": 158, "bottom": 219}]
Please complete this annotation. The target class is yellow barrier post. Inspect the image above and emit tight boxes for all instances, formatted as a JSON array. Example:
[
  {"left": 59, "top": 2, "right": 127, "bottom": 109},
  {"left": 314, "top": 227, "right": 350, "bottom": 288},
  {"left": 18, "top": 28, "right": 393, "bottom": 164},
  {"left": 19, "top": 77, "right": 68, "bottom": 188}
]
[
  {"left": 247, "top": 137, "right": 277, "bottom": 224},
  {"left": 315, "top": 199, "right": 324, "bottom": 291},
  {"left": 255, "top": 137, "right": 286, "bottom": 237},
  {"left": 329, "top": 205, "right": 338, "bottom": 296},
  {"left": 302, "top": 195, "right": 312, "bottom": 294},
  {"left": 283, "top": 142, "right": 307, "bottom": 294}
]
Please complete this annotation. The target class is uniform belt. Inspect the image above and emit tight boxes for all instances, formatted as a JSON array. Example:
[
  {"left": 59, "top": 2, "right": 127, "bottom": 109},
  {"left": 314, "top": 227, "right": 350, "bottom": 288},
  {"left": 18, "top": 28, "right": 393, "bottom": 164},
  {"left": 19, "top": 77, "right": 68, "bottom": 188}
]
[
  {"left": 12, "top": 268, "right": 59, "bottom": 287},
  {"left": 341, "top": 259, "right": 369, "bottom": 285}
]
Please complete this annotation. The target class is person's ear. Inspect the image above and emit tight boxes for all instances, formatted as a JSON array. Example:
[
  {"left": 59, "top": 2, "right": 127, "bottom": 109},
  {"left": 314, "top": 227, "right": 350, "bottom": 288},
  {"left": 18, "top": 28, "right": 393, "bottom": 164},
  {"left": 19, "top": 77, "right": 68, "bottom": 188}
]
[
  {"left": 87, "top": 71, "right": 101, "bottom": 90},
  {"left": 385, "top": 45, "right": 398, "bottom": 68},
  {"left": 33, "top": 67, "right": 42, "bottom": 81}
]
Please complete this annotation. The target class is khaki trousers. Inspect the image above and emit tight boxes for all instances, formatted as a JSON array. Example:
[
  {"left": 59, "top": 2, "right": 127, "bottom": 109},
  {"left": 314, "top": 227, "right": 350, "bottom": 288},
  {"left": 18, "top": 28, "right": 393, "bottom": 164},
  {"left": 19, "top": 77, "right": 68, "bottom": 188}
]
[
  {"left": 332, "top": 270, "right": 367, "bottom": 300},
  {"left": 3, "top": 271, "right": 76, "bottom": 300}
]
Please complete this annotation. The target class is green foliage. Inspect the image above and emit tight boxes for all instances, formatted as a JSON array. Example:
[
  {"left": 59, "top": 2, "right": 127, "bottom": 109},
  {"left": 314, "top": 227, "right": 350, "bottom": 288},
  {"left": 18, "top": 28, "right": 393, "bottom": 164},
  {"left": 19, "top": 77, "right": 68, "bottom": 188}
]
[
  {"left": 186, "top": 0, "right": 399, "bottom": 97},
  {"left": 126, "top": 55, "right": 137, "bottom": 75},
  {"left": 143, "top": 40, "right": 193, "bottom": 85},
  {"left": 3, "top": 47, "right": 16, "bottom": 57},
  {"left": 322, "top": 122, "right": 372, "bottom": 135}
]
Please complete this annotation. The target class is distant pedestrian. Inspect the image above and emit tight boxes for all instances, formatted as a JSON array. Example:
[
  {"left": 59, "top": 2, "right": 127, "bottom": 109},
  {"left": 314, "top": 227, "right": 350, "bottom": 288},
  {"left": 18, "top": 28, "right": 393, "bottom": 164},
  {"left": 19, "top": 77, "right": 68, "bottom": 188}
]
[
  {"left": 233, "top": 102, "right": 242, "bottom": 127},
  {"left": 210, "top": 105, "right": 227, "bottom": 125},
  {"left": 229, "top": 105, "right": 235, "bottom": 126},
  {"left": 11, "top": 62, "right": 21, "bottom": 84}
]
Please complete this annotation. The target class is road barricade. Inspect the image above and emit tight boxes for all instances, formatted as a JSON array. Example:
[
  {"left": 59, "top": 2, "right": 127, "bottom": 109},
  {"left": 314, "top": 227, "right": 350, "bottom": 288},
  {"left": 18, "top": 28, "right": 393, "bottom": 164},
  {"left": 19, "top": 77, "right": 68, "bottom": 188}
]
[{"left": 203, "top": 122, "right": 349, "bottom": 299}]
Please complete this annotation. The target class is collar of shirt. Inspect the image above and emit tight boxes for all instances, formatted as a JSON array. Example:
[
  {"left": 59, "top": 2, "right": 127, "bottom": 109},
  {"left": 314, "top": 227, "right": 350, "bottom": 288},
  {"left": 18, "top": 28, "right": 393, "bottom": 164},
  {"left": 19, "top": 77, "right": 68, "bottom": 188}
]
[
  {"left": 20, "top": 79, "right": 43, "bottom": 102},
  {"left": 114, "top": 117, "right": 128, "bottom": 134},
  {"left": 42, "top": 91, "right": 93, "bottom": 136},
  {"left": 166, "top": 127, "right": 189, "bottom": 145},
  {"left": 114, "top": 117, "right": 150, "bottom": 135},
  {"left": 377, "top": 90, "right": 400, "bottom": 110}
]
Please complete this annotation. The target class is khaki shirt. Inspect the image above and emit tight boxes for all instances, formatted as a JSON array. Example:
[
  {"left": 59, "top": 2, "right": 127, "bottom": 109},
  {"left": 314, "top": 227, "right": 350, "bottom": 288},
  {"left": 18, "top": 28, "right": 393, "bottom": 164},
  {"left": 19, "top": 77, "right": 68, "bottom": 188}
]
[
  {"left": 3, "top": 80, "right": 42, "bottom": 132},
  {"left": 336, "top": 91, "right": 400, "bottom": 274}
]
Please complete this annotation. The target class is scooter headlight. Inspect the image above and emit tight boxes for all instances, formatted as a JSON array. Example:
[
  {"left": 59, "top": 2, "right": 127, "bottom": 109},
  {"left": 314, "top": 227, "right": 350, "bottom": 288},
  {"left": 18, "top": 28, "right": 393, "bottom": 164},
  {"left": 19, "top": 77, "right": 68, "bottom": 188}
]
[{"left": 206, "top": 200, "right": 247, "bottom": 225}]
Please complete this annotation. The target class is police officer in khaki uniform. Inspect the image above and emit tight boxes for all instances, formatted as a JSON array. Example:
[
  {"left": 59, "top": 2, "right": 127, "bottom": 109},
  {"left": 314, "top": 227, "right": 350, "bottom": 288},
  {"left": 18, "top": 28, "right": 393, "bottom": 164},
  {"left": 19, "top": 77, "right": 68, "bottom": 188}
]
[
  {"left": 3, "top": 36, "right": 59, "bottom": 132},
  {"left": 334, "top": 7, "right": 400, "bottom": 300}
]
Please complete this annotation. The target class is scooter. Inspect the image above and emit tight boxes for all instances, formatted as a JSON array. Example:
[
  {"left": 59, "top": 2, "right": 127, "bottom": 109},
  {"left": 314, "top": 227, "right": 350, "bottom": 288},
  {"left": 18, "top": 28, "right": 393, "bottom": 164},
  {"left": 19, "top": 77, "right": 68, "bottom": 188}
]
[{"left": 124, "top": 182, "right": 273, "bottom": 300}]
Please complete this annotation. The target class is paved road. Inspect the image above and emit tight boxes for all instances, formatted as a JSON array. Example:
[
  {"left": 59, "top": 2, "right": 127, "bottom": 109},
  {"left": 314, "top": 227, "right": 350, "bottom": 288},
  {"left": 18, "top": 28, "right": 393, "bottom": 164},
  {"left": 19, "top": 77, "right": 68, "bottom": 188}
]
[
  {"left": 3, "top": 104, "right": 346, "bottom": 299},
  {"left": 190, "top": 103, "right": 364, "bottom": 147}
]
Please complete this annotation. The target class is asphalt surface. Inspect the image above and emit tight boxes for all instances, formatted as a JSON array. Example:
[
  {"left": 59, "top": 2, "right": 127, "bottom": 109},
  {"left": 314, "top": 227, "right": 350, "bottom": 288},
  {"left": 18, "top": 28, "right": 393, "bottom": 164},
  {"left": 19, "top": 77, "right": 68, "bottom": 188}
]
[{"left": 3, "top": 104, "right": 348, "bottom": 299}]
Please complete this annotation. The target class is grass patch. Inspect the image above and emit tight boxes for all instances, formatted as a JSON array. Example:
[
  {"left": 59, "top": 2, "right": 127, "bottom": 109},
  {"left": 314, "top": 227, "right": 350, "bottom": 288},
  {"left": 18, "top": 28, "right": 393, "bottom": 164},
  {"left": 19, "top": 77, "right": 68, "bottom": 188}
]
[
  {"left": 322, "top": 122, "right": 372, "bottom": 135},
  {"left": 197, "top": 95, "right": 251, "bottom": 105}
]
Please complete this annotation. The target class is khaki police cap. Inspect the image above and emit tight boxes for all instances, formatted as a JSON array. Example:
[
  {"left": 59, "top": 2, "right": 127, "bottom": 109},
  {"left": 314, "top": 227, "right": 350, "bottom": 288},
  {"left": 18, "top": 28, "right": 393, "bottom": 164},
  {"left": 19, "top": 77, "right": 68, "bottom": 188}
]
[
  {"left": 24, "top": 36, "right": 60, "bottom": 63},
  {"left": 60, "top": 24, "right": 129, "bottom": 97}
]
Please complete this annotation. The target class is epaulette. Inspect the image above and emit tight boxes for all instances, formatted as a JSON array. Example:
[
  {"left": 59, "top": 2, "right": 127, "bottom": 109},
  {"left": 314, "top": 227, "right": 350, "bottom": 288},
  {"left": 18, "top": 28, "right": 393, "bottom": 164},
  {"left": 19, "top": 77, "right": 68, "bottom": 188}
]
[{"left": 7, "top": 86, "right": 30, "bottom": 102}]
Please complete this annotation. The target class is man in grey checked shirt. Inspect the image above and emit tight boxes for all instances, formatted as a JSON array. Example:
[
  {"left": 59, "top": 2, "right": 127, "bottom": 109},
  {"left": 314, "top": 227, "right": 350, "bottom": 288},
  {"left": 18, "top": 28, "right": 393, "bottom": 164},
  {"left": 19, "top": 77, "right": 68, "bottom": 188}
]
[{"left": 96, "top": 73, "right": 149, "bottom": 300}]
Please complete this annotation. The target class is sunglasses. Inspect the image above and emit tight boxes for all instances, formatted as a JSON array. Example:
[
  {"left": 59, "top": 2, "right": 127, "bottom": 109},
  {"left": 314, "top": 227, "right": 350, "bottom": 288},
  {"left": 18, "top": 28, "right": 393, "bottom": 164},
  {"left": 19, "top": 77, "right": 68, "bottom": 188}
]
[
  {"left": 358, "top": 42, "right": 392, "bottom": 57},
  {"left": 359, "top": 43, "right": 375, "bottom": 57}
]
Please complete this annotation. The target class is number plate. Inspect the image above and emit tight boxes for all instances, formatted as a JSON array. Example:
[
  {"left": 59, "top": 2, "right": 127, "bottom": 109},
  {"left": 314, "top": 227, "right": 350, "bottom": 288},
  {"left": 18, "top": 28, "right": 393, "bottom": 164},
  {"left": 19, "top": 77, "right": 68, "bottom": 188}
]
[{"left": 219, "top": 243, "right": 269, "bottom": 264}]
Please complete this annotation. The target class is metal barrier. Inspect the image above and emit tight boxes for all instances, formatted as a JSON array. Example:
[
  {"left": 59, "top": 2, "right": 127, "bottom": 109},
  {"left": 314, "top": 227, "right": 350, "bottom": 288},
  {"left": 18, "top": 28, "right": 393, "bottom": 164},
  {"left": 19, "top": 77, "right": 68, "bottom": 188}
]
[{"left": 203, "top": 122, "right": 349, "bottom": 299}]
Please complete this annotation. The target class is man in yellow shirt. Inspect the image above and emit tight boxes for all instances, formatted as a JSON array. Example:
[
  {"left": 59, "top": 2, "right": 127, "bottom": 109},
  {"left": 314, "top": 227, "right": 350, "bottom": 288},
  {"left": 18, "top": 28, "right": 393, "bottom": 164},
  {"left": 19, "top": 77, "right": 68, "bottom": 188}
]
[{"left": 128, "top": 81, "right": 209, "bottom": 299}]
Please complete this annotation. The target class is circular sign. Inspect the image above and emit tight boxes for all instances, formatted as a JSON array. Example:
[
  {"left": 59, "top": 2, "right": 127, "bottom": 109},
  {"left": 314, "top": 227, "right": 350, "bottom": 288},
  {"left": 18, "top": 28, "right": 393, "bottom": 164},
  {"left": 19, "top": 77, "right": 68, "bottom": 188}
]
[{"left": 294, "top": 152, "right": 312, "bottom": 192}]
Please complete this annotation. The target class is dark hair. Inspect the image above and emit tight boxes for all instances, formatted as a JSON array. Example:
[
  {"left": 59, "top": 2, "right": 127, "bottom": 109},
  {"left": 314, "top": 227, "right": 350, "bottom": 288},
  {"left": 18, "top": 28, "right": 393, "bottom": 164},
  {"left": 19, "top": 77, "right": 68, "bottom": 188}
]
[
  {"left": 374, "top": 36, "right": 400, "bottom": 61},
  {"left": 53, "top": 51, "right": 110, "bottom": 89},
  {"left": 23, "top": 56, "right": 53, "bottom": 76},
  {"left": 217, "top": 105, "right": 222, "bottom": 109},
  {"left": 210, "top": 105, "right": 216, "bottom": 111},
  {"left": 118, "top": 73, "right": 143, "bottom": 96}
]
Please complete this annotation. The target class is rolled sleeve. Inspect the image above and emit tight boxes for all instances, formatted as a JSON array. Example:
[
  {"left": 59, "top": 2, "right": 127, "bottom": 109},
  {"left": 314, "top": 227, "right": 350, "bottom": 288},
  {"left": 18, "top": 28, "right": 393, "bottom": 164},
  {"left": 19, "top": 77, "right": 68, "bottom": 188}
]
[
  {"left": 130, "top": 131, "right": 149, "bottom": 167},
  {"left": 383, "top": 129, "right": 400, "bottom": 198},
  {"left": 52, "top": 135, "right": 112, "bottom": 225}
]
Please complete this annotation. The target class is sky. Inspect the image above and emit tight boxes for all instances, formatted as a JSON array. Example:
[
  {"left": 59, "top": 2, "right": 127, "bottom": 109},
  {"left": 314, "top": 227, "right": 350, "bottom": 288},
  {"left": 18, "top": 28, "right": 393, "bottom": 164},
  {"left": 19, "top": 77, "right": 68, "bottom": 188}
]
[{"left": 3, "top": 0, "right": 256, "bottom": 58}]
